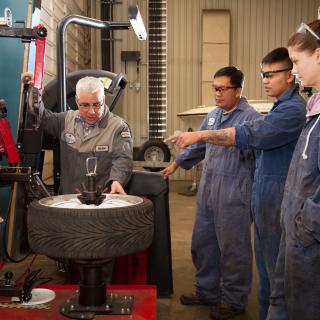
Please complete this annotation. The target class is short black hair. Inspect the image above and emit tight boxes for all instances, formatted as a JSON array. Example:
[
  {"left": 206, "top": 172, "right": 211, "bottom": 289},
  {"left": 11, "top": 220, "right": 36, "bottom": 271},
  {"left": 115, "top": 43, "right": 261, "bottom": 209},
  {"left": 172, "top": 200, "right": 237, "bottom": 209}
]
[
  {"left": 261, "top": 47, "right": 293, "bottom": 68},
  {"left": 213, "top": 66, "right": 244, "bottom": 88}
]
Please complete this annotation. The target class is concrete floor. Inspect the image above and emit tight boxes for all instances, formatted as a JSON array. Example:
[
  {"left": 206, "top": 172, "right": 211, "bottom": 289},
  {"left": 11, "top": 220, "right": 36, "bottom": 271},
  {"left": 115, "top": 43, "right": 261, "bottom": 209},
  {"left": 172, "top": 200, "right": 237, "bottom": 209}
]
[{"left": 1, "top": 180, "right": 260, "bottom": 319}]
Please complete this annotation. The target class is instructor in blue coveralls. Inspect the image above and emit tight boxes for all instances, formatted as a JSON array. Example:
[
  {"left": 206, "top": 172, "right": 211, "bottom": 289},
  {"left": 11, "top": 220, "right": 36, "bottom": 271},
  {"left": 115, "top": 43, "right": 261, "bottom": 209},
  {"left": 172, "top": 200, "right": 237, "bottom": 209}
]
[
  {"left": 166, "top": 48, "right": 306, "bottom": 320},
  {"left": 163, "top": 66, "right": 260, "bottom": 320}
]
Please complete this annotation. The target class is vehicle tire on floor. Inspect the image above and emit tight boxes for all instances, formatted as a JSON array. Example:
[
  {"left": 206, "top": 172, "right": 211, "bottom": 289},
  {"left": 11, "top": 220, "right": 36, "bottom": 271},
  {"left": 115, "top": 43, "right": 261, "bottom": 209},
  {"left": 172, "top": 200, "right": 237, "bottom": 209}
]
[{"left": 137, "top": 139, "right": 171, "bottom": 172}]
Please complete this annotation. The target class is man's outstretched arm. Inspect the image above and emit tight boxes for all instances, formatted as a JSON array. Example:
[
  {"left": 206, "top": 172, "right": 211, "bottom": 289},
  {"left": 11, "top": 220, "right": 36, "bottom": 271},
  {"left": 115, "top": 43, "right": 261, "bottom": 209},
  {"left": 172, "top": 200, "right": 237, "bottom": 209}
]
[{"left": 165, "top": 128, "right": 236, "bottom": 148}]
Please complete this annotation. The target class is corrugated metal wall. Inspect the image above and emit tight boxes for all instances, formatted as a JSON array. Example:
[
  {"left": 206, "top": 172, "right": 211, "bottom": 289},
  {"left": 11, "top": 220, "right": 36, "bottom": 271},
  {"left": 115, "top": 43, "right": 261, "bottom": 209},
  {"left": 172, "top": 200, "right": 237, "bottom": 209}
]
[
  {"left": 40, "top": 0, "right": 90, "bottom": 84},
  {"left": 111, "top": 0, "right": 149, "bottom": 148},
  {"left": 164, "top": 0, "right": 320, "bottom": 180},
  {"left": 39, "top": 0, "right": 320, "bottom": 181}
]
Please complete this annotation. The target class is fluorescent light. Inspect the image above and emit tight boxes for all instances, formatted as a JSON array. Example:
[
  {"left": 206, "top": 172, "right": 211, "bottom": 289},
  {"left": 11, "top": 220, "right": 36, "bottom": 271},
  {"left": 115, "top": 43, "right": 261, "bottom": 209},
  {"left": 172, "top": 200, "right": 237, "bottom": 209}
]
[{"left": 128, "top": 5, "right": 147, "bottom": 41}]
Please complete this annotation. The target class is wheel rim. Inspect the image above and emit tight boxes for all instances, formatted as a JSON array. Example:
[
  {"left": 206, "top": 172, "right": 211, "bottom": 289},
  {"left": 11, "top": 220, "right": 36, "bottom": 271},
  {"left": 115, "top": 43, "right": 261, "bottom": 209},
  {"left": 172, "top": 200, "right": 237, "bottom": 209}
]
[
  {"left": 39, "top": 194, "right": 143, "bottom": 209},
  {"left": 144, "top": 146, "right": 165, "bottom": 162}
]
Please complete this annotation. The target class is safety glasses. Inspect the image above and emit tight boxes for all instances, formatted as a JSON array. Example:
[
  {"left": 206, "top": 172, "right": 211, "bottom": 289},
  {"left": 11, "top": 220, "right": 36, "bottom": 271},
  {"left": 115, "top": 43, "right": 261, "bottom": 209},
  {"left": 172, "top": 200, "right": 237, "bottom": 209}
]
[
  {"left": 211, "top": 86, "right": 238, "bottom": 93},
  {"left": 260, "top": 68, "right": 292, "bottom": 79},
  {"left": 77, "top": 100, "right": 104, "bottom": 111},
  {"left": 296, "top": 22, "right": 320, "bottom": 41}
]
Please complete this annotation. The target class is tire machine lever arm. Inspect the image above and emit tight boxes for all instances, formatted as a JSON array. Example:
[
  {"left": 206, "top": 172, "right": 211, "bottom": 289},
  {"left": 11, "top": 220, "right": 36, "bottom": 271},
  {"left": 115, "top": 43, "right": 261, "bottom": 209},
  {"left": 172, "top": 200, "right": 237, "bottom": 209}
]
[{"left": 0, "top": 24, "right": 49, "bottom": 198}]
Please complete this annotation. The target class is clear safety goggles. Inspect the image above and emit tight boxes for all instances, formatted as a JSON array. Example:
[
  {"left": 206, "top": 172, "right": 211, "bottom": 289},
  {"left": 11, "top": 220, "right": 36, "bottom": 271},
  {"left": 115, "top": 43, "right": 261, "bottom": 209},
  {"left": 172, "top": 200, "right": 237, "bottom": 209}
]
[
  {"left": 260, "top": 68, "right": 292, "bottom": 79},
  {"left": 296, "top": 22, "right": 320, "bottom": 41}
]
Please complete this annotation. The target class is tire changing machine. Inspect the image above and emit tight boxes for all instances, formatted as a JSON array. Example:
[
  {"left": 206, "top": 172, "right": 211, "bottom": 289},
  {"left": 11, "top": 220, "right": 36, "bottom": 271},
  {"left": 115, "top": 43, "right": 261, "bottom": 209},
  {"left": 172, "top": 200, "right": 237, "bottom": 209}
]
[{"left": 0, "top": 6, "right": 172, "bottom": 319}]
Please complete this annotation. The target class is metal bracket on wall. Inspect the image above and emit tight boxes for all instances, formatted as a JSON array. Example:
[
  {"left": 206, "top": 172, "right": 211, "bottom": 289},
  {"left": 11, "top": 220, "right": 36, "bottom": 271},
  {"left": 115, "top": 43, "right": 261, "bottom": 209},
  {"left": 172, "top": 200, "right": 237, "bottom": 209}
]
[
  {"left": 121, "top": 50, "right": 141, "bottom": 78},
  {"left": 0, "top": 8, "right": 12, "bottom": 27}
]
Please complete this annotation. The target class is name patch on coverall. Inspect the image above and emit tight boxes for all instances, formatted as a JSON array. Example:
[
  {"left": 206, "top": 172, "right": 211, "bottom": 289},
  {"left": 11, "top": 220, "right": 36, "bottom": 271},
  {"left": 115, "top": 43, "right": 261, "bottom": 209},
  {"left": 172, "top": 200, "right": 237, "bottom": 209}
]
[
  {"left": 64, "top": 132, "right": 76, "bottom": 144},
  {"left": 95, "top": 145, "right": 109, "bottom": 152},
  {"left": 121, "top": 131, "right": 131, "bottom": 138},
  {"left": 208, "top": 118, "right": 215, "bottom": 126}
]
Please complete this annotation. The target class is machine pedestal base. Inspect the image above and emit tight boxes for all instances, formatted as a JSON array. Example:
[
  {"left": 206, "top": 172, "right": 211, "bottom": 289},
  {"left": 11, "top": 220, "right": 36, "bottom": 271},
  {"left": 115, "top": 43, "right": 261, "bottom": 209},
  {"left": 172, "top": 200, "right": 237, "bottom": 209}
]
[{"left": 60, "top": 294, "right": 134, "bottom": 319}]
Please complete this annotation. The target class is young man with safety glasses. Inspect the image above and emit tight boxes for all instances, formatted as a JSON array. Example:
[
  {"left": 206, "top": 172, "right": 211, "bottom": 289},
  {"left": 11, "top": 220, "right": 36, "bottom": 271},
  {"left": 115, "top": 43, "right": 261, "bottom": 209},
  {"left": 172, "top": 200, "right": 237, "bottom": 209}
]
[
  {"left": 162, "top": 66, "right": 261, "bottom": 319},
  {"left": 165, "top": 48, "right": 306, "bottom": 320}
]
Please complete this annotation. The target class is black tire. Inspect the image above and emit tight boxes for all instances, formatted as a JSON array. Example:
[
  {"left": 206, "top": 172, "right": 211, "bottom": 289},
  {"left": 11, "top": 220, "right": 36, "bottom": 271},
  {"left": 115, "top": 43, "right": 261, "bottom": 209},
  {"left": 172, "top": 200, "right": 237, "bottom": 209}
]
[
  {"left": 137, "top": 139, "right": 171, "bottom": 172},
  {"left": 28, "top": 195, "right": 154, "bottom": 260},
  {"left": 42, "top": 69, "right": 125, "bottom": 111}
]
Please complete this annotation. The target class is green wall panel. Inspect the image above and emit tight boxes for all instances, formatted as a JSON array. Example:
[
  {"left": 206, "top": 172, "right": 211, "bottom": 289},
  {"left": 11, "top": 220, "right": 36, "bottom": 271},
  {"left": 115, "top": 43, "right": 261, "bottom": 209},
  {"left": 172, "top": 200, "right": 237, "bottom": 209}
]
[
  {"left": 0, "top": 1, "right": 30, "bottom": 258},
  {"left": 0, "top": 1, "right": 30, "bottom": 137}
]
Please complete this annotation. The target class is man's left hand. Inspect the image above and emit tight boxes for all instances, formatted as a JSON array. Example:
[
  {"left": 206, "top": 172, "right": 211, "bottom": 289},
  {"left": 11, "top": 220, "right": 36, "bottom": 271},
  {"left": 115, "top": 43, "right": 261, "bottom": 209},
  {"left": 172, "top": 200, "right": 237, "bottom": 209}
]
[
  {"left": 165, "top": 131, "right": 202, "bottom": 148},
  {"left": 110, "top": 180, "right": 126, "bottom": 194}
]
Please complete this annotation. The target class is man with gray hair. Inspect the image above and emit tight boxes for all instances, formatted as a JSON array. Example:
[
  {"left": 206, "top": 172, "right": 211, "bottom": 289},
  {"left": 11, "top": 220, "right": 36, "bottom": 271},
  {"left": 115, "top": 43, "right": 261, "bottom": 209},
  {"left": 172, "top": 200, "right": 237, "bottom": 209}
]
[{"left": 25, "top": 74, "right": 133, "bottom": 195}]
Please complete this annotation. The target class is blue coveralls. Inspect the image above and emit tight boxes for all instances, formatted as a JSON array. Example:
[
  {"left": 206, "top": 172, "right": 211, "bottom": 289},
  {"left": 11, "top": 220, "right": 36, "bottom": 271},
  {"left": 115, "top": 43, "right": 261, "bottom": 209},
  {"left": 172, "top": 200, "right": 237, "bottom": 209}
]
[
  {"left": 267, "top": 94, "right": 320, "bottom": 320},
  {"left": 235, "top": 84, "right": 306, "bottom": 319},
  {"left": 176, "top": 97, "right": 260, "bottom": 308}
]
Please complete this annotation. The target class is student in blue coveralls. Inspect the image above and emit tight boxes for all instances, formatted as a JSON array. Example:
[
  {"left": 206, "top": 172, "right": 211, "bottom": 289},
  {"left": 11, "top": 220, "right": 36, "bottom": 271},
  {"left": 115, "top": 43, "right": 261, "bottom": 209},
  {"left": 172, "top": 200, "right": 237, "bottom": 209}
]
[
  {"left": 165, "top": 49, "right": 306, "bottom": 320},
  {"left": 162, "top": 66, "right": 261, "bottom": 319},
  {"left": 267, "top": 20, "right": 320, "bottom": 320}
]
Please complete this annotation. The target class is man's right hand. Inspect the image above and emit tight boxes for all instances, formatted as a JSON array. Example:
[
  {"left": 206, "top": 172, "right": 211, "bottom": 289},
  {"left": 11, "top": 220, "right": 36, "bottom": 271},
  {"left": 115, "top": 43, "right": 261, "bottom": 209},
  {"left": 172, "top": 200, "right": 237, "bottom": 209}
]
[
  {"left": 21, "top": 71, "right": 34, "bottom": 86},
  {"left": 21, "top": 72, "right": 36, "bottom": 112},
  {"left": 161, "top": 161, "right": 178, "bottom": 178},
  {"left": 21, "top": 72, "right": 42, "bottom": 115},
  {"left": 164, "top": 131, "right": 203, "bottom": 149}
]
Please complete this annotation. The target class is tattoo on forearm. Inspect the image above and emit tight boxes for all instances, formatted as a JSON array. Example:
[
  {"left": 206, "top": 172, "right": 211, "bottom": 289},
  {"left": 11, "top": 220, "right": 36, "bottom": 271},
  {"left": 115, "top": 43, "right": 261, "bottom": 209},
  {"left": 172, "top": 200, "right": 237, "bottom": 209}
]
[{"left": 202, "top": 129, "right": 235, "bottom": 146}]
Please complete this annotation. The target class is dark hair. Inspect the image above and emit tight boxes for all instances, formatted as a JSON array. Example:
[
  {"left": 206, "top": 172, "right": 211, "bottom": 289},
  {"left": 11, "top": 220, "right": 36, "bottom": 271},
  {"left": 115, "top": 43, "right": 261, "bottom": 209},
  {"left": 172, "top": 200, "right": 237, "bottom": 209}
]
[
  {"left": 287, "top": 19, "right": 320, "bottom": 53},
  {"left": 261, "top": 47, "right": 293, "bottom": 68},
  {"left": 213, "top": 66, "right": 244, "bottom": 88}
]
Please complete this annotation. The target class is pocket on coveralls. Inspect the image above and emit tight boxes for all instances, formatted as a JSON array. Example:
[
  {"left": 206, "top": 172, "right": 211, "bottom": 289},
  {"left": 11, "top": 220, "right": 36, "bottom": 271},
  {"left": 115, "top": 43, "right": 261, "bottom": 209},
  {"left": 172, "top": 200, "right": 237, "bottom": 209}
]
[{"left": 294, "top": 214, "right": 317, "bottom": 248}]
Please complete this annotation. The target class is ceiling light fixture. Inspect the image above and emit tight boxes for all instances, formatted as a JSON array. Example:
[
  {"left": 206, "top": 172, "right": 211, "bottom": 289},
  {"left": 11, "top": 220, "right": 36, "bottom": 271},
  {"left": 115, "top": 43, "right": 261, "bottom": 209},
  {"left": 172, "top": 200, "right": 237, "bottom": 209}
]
[{"left": 128, "top": 5, "right": 147, "bottom": 41}]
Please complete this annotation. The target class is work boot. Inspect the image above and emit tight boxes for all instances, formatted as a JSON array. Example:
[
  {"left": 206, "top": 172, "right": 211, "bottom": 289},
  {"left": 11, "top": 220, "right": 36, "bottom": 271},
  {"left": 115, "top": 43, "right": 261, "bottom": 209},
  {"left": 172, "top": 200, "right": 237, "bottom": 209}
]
[
  {"left": 180, "top": 292, "right": 217, "bottom": 306},
  {"left": 210, "top": 303, "right": 245, "bottom": 319}
]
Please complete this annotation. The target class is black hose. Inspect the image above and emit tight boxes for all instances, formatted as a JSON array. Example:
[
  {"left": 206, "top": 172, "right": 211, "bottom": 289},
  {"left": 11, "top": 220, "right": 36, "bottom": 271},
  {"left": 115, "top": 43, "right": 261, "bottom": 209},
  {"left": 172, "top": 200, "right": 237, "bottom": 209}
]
[{"left": 1, "top": 184, "right": 31, "bottom": 263}]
